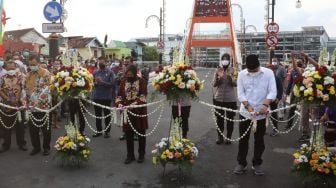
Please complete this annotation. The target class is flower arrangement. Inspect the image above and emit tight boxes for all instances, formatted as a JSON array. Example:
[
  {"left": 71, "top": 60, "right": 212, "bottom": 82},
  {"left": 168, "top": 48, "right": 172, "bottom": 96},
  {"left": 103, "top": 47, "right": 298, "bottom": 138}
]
[
  {"left": 54, "top": 124, "right": 91, "bottom": 166},
  {"left": 50, "top": 66, "right": 94, "bottom": 98},
  {"left": 293, "top": 64, "right": 336, "bottom": 106},
  {"left": 292, "top": 144, "right": 336, "bottom": 186},
  {"left": 151, "top": 62, "right": 204, "bottom": 101},
  {"left": 152, "top": 119, "right": 198, "bottom": 170}
]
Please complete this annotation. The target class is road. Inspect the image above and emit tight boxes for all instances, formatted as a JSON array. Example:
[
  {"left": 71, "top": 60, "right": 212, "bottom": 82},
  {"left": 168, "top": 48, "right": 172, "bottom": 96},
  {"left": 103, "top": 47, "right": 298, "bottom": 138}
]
[{"left": 0, "top": 69, "right": 305, "bottom": 188}]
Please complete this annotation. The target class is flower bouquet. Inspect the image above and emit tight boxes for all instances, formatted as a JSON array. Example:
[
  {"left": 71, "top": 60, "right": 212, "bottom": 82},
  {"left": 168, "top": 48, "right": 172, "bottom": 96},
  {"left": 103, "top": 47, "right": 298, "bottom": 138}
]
[
  {"left": 293, "top": 64, "right": 336, "bottom": 106},
  {"left": 152, "top": 119, "right": 198, "bottom": 171},
  {"left": 151, "top": 62, "right": 204, "bottom": 101},
  {"left": 292, "top": 144, "right": 336, "bottom": 187},
  {"left": 50, "top": 66, "right": 94, "bottom": 99},
  {"left": 54, "top": 124, "right": 91, "bottom": 167}
]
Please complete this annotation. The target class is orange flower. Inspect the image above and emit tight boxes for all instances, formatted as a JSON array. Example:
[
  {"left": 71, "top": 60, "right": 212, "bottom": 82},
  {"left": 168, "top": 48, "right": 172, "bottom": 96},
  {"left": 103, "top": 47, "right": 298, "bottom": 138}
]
[
  {"left": 174, "top": 152, "right": 182, "bottom": 159},
  {"left": 312, "top": 153, "right": 319, "bottom": 160},
  {"left": 324, "top": 162, "right": 332, "bottom": 168},
  {"left": 309, "top": 160, "right": 317, "bottom": 166},
  {"left": 190, "top": 85, "right": 196, "bottom": 92},
  {"left": 183, "top": 149, "right": 190, "bottom": 156},
  {"left": 155, "top": 84, "right": 160, "bottom": 90}
]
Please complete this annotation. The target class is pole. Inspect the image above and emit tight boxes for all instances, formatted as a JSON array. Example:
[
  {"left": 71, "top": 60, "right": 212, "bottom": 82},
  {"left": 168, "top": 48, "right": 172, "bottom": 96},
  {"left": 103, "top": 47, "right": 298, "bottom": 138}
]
[
  {"left": 243, "top": 19, "right": 246, "bottom": 68},
  {"left": 269, "top": 0, "right": 275, "bottom": 64},
  {"left": 159, "top": 8, "right": 163, "bottom": 65}
]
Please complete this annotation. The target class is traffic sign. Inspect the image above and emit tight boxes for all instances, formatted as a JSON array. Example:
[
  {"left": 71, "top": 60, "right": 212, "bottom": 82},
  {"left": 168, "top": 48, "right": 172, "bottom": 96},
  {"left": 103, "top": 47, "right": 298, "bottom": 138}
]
[
  {"left": 266, "top": 22, "right": 280, "bottom": 34},
  {"left": 43, "top": 1, "right": 63, "bottom": 22},
  {"left": 266, "top": 35, "right": 279, "bottom": 47},
  {"left": 156, "top": 41, "right": 165, "bottom": 49},
  {"left": 42, "top": 23, "right": 64, "bottom": 33}
]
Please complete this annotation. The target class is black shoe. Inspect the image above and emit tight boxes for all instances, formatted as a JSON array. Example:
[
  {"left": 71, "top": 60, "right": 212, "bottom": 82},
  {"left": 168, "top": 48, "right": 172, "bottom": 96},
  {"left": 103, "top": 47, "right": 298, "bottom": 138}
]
[
  {"left": 224, "top": 140, "right": 232, "bottom": 145},
  {"left": 19, "top": 145, "right": 28, "bottom": 151},
  {"left": 0, "top": 147, "right": 9, "bottom": 153},
  {"left": 92, "top": 133, "right": 102, "bottom": 138},
  {"left": 30, "top": 149, "right": 41, "bottom": 156},
  {"left": 216, "top": 139, "right": 224, "bottom": 145},
  {"left": 133, "top": 135, "right": 138, "bottom": 141},
  {"left": 124, "top": 157, "right": 135, "bottom": 164},
  {"left": 137, "top": 155, "right": 145, "bottom": 163},
  {"left": 119, "top": 135, "right": 125, "bottom": 141},
  {"left": 43, "top": 150, "right": 50, "bottom": 156},
  {"left": 104, "top": 133, "right": 110, "bottom": 138}
]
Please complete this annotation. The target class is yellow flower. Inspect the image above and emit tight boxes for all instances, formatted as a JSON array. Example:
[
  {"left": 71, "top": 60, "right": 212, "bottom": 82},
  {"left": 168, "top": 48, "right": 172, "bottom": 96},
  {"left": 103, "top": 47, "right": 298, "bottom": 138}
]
[
  {"left": 334, "top": 170, "right": 336, "bottom": 175},
  {"left": 308, "top": 96, "right": 314, "bottom": 101},
  {"left": 324, "top": 168, "right": 330, "bottom": 174},
  {"left": 293, "top": 153, "right": 300, "bottom": 159},
  {"left": 152, "top": 157, "right": 157, "bottom": 165},
  {"left": 293, "top": 85, "right": 301, "bottom": 97},
  {"left": 161, "top": 153, "right": 167, "bottom": 160},
  {"left": 316, "top": 84, "right": 324, "bottom": 91},
  {"left": 169, "top": 76, "right": 176, "bottom": 81}
]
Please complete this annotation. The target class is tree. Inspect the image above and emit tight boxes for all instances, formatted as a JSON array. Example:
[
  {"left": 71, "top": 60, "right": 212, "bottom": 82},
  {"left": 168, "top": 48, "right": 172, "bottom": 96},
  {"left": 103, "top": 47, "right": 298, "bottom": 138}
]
[
  {"left": 131, "top": 49, "right": 138, "bottom": 60},
  {"left": 143, "top": 46, "right": 159, "bottom": 61}
]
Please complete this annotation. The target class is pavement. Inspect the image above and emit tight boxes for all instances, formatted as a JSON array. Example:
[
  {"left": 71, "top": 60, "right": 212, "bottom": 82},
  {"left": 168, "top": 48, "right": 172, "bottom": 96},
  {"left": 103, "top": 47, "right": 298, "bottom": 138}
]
[{"left": 0, "top": 69, "right": 307, "bottom": 188}]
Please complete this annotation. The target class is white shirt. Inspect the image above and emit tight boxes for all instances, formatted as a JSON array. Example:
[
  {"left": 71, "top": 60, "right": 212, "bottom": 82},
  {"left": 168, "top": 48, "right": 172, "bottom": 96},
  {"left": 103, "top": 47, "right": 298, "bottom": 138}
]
[
  {"left": 0, "top": 68, "right": 6, "bottom": 78},
  {"left": 237, "top": 67, "right": 277, "bottom": 120}
]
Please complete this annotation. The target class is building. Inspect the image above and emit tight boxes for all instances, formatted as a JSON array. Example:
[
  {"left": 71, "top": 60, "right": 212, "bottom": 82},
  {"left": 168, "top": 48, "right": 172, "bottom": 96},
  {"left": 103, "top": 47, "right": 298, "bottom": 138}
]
[
  {"left": 104, "top": 40, "right": 131, "bottom": 60},
  {"left": 3, "top": 28, "right": 49, "bottom": 55},
  {"left": 65, "top": 36, "right": 104, "bottom": 60},
  {"left": 124, "top": 40, "right": 146, "bottom": 64},
  {"left": 237, "top": 26, "right": 330, "bottom": 63}
]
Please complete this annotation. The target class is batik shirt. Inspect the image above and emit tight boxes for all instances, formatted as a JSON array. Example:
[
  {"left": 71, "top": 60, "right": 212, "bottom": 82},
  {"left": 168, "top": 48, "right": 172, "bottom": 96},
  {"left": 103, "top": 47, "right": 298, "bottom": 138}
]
[
  {"left": 0, "top": 72, "right": 26, "bottom": 111},
  {"left": 25, "top": 68, "right": 52, "bottom": 111}
]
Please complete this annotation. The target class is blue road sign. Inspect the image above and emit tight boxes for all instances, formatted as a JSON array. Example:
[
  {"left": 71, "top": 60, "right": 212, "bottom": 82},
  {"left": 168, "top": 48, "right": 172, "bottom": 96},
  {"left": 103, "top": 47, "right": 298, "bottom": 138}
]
[{"left": 43, "top": 1, "right": 63, "bottom": 22}]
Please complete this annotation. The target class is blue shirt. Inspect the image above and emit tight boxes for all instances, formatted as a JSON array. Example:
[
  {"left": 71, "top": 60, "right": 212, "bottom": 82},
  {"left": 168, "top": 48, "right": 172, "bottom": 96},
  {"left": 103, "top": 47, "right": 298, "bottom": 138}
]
[
  {"left": 92, "top": 69, "right": 116, "bottom": 100},
  {"left": 237, "top": 67, "right": 277, "bottom": 120}
]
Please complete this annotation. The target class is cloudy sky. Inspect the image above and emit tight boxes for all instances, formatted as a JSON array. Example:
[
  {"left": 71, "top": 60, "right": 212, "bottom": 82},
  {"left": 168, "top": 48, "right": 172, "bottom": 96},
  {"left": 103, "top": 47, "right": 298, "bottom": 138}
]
[{"left": 5, "top": 0, "right": 336, "bottom": 42}]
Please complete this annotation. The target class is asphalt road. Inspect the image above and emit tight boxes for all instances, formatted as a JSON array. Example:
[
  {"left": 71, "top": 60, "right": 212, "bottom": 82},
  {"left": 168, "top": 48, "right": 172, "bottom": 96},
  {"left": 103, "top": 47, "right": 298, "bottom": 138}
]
[{"left": 0, "top": 69, "right": 306, "bottom": 188}]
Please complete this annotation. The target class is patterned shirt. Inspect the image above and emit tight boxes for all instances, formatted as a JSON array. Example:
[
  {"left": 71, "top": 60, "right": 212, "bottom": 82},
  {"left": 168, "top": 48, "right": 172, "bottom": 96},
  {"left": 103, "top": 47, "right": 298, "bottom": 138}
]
[
  {"left": 0, "top": 72, "right": 26, "bottom": 110},
  {"left": 25, "top": 68, "right": 52, "bottom": 111}
]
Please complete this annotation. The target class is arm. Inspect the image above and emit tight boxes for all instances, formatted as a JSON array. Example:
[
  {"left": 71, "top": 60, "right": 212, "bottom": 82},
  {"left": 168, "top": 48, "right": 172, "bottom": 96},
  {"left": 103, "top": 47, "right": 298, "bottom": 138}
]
[
  {"left": 136, "top": 78, "right": 148, "bottom": 105},
  {"left": 100, "top": 72, "right": 114, "bottom": 88},
  {"left": 301, "top": 53, "right": 319, "bottom": 68},
  {"left": 264, "top": 72, "right": 277, "bottom": 105},
  {"left": 212, "top": 71, "right": 223, "bottom": 87},
  {"left": 276, "top": 77, "right": 283, "bottom": 101}
]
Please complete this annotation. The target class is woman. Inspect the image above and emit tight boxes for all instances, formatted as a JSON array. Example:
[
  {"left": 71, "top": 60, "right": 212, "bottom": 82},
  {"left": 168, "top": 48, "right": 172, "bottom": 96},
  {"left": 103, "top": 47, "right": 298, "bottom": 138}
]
[
  {"left": 116, "top": 64, "right": 148, "bottom": 164},
  {"left": 213, "top": 53, "right": 237, "bottom": 145}
]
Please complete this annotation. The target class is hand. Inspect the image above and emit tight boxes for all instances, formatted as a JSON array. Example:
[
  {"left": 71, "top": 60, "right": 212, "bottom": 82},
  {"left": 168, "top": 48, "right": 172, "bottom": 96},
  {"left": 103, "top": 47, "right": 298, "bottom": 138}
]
[
  {"left": 95, "top": 77, "right": 102, "bottom": 83},
  {"left": 216, "top": 69, "right": 224, "bottom": 78},
  {"left": 118, "top": 104, "right": 123, "bottom": 108},
  {"left": 320, "top": 113, "right": 329, "bottom": 123},
  {"left": 247, "top": 106, "right": 254, "bottom": 113},
  {"left": 258, "top": 105, "right": 268, "bottom": 115}
]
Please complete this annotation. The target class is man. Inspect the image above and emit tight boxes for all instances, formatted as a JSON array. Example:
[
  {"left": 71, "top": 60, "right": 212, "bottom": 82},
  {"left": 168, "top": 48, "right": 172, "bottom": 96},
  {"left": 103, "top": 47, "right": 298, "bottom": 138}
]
[
  {"left": 25, "top": 55, "right": 52, "bottom": 156},
  {"left": 92, "top": 57, "right": 115, "bottom": 138},
  {"left": 0, "top": 60, "right": 27, "bottom": 153},
  {"left": 0, "top": 58, "right": 6, "bottom": 78},
  {"left": 271, "top": 57, "right": 286, "bottom": 119},
  {"left": 141, "top": 64, "right": 150, "bottom": 85},
  {"left": 234, "top": 54, "right": 277, "bottom": 176}
]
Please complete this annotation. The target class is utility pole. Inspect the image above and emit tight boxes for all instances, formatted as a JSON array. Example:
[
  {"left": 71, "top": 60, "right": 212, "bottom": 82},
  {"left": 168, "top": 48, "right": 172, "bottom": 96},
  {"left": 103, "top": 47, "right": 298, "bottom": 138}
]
[{"left": 269, "top": 0, "right": 275, "bottom": 63}]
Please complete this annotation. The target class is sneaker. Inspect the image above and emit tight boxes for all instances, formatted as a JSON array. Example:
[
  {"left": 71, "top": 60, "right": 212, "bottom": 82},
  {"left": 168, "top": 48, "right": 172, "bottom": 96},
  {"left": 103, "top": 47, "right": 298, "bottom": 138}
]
[
  {"left": 252, "top": 165, "right": 265, "bottom": 176},
  {"left": 298, "top": 135, "right": 310, "bottom": 142},
  {"left": 92, "top": 133, "right": 102, "bottom": 138},
  {"left": 270, "top": 129, "right": 279, "bottom": 137},
  {"left": 224, "top": 140, "right": 232, "bottom": 145},
  {"left": 233, "top": 165, "right": 247, "bottom": 175}
]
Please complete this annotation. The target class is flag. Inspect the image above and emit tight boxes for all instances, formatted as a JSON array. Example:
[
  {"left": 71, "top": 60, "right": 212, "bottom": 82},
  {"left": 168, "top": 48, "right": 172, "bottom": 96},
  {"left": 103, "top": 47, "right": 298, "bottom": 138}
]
[{"left": 0, "top": 0, "right": 5, "bottom": 57}]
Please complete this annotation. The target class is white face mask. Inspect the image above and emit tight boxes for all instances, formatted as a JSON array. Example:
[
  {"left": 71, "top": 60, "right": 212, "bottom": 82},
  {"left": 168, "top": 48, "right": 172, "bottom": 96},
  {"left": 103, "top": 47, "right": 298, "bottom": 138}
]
[
  {"left": 272, "top": 61, "right": 278, "bottom": 66},
  {"left": 220, "top": 60, "right": 230, "bottom": 67},
  {"left": 7, "top": 70, "right": 17, "bottom": 76}
]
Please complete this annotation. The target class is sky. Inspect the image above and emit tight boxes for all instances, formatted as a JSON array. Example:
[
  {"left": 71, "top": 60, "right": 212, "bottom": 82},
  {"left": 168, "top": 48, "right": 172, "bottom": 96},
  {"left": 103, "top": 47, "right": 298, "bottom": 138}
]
[{"left": 5, "top": 0, "right": 336, "bottom": 42}]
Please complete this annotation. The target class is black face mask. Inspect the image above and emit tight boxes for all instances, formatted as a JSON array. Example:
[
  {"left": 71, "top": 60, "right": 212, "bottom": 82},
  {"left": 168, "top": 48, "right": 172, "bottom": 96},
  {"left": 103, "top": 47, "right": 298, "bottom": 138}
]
[
  {"left": 99, "top": 63, "right": 106, "bottom": 69},
  {"left": 297, "top": 63, "right": 303, "bottom": 68},
  {"left": 127, "top": 77, "right": 136, "bottom": 82}
]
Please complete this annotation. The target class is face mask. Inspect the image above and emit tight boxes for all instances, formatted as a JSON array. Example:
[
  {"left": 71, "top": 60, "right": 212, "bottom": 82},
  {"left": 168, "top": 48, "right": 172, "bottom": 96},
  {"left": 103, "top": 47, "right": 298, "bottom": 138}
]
[
  {"left": 272, "top": 61, "right": 278, "bottom": 66},
  {"left": 30, "top": 66, "right": 39, "bottom": 72},
  {"left": 220, "top": 60, "right": 230, "bottom": 67},
  {"left": 7, "top": 70, "right": 16, "bottom": 76},
  {"left": 99, "top": 63, "right": 106, "bottom": 69},
  {"left": 0, "top": 61, "right": 4, "bottom": 67}
]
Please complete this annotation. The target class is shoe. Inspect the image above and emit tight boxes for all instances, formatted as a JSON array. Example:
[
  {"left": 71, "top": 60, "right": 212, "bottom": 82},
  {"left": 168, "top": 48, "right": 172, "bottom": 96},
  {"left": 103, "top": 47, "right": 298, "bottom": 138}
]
[
  {"left": 298, "top": 135, "right": 310, "bottom": 142},
  {"left": 104, "top": 133, "right": 110, "bottom": 139},
  {"left": 119, "top": 135, "right": 125, "bottom": 141},
  {"left": 133, "top": 135, "right": 138, "bottom": 141},
  {"left": 0, "top": 147, "right": 9, "bottom": 153},
  {"left": 252, "top": 165, "right": 265, "bottom": 176},
  {"left": 19, "top": 145, "right": 28, "bottom": 151},
  {"left": 234, "top": 165, "right": 247, "bottom": 175},
  {"left": 124, "top": 157, "right": 135, "bottom": 164},
  {"left": 137, "top": 155, "right": 145, "bottom": 163},
  {"left": 270, "top": 130, "right": 279, "bottom": 137},
  {"left": 224, "top": 140, "right": 232, "bottom": 145},
  {"left": 30, "top": 149, "right": 41, "bottom": 156},
  {"left": 92, "top": 133, "right": 102, "bottom": 138},
  {"left": 43, "top": 150, "right": 50, "bottom": 156},
  {"left": 216, "top": 133, "right": 224, "bottom": 145}
]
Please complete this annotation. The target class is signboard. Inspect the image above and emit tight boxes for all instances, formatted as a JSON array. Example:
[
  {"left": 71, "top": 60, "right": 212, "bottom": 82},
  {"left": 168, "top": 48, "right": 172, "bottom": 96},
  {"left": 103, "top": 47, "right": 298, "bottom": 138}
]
[
  {"left": 43, "top": 1, "right": 63, "bottom": 22},
  {"left": 266, "top": 35, "right": 279, "bottom": 48},
  {"left": 42, "top": 23, "right": 64, "bottom": 33},
  {"left": 266, "top": 22, "right": 280, "bottom": 34},
  {"left": 156, "top": 41, "right": 165, "bottom": 49}
]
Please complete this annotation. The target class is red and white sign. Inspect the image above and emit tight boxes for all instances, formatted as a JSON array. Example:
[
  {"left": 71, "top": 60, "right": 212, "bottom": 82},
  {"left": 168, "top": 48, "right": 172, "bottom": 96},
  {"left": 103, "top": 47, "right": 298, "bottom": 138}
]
[
  {"left": 266, "top": 22, "right": 280, "bottom": 34},
  {"left": 266, "top": 35, "right": 279, "bottom": 47},
  {"left": 156, "top": 41, "right": 165, "bottom": 49}
]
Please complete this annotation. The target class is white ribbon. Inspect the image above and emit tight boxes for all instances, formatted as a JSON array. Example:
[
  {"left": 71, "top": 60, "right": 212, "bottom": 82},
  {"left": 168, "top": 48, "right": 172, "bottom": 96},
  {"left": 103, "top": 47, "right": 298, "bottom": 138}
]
[
  {"left": 113, "top": 109, "right": 117, "bottom": 125},
  {"left": 18, "top": 111, "right": 22, "bottom": 123}
]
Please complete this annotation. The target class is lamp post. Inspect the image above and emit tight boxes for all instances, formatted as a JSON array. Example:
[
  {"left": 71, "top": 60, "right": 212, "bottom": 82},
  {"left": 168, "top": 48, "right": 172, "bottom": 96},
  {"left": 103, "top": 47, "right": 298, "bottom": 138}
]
[
  {"left": 296, "top": 0, "right": 302, "bottom": 8},
  {"left": 243, "top": 23, "right": 258, "bottom": 65}
]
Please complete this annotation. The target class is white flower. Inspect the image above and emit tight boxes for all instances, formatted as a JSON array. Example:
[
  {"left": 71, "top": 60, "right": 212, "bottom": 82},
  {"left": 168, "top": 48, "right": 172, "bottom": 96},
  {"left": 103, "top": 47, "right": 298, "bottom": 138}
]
[
  {"left": 301, "top": 144, "right": 308, "bottom": 149},
  {"left": 86, "top": 137, "right": 91, "bottom": 142},
  {"left": 299, "top": 86, "right": 305, "bottom": 91},
  {"left": 54, "top": 83, "right": 59, "bottom": 87},
  {"left": 76, "top": 78, "right": 86, "bottom": 87},
  {"left": 161, "top": 138, "right": 168, "bottom": 142},
  {"left": 79, "top": 143, "right": 85, "bottom": 147},
  {"left": 324, "top": 76, "right": 335, "bottom": 85},
  {"left": 60, "top": 71, "right": 70, "bottom": 78},
  {"left": 191, "top": 147, "right": 199, "bottom": 157},
  {"left": 159, "top": 141, "right": 166, "bottom": 148},
  {"left": 178, "top": 83, "right": 186, "bottom": 89},
  {"left": 319, "top": 156, "right": 326, "bottom": 161},
  {"left": 175, "top": 142, "right": 183, "bottom": 150},
  {"left": 152, "top": 149, "right": 158, "bottom": 154},
  {"left": 187, "top": 80, "right": 196, "bottom": 85}
]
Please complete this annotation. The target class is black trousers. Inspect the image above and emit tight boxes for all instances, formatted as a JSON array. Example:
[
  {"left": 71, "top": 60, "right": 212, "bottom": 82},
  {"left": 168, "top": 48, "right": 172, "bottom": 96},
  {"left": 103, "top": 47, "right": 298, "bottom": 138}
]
[
  {"left": 125, "top": 130, "right": 146, "bottom": 158},
  {"left": 172, "top": 106, "right": 191, "bottom": 138},
  {"left": 1, "top": 111, "right": 26, "bottom": 149},
  {"left": 270, "top": 102, "right": 278, "bottom": 129},
  {"left": 213, "top": 100, "right": 237, "bottom": 138},
  {"left": 28, "top": 112, "right": 51, "bottom": 151},
  {"left": 69, "top": 99, "right": 85, "bottom": 134},
  {"left": 93, "top": 100, "right": 112, "bottom": 133},
  {"left": 237, "top": 116, "right": 266, "bottom": 166}
]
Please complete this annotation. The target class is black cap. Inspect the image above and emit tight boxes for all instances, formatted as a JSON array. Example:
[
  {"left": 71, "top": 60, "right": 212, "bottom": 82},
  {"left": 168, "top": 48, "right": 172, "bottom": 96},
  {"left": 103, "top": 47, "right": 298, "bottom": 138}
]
[{"left": 246, "top": 54, "right": 260, "bottom": 70}]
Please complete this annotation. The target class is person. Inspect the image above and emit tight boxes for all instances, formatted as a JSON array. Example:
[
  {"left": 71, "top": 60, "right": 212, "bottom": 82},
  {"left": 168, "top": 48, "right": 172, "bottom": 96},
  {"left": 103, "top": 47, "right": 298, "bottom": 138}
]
[
  {"left": 13, "top": 55, "right": 27, "bottom": 74},
  {"left": 0, "top": 58, "right": 6, "bottom": 78},
  {"left": 141, "top": 64, "right": 150, "bottom": 85},
  {"left": 86, "top": 60, "right": 97, "bottom": 74},
  {"left": 266, "top": 64, "right": 283, "bottom": 137},
  {"left": 234, "top": 54, "right": 277, "bottom": 176},
  {"left": 116, "top": 64, "right": 148, "bottom": 164},
  {"left": 172, "top": 97, "right": 191, "bottom": 139},
  {"left": 25, "top": 55, "right": 52, "bottom": 156},
  {"left": 92, "top": 57, "right": 116, "bottom": 138},
  {"left": 271, "top": 57, "right": 287, "bottom": 88},
  {"left": 320, "top": 106, "right": 336, "bottom": 147},
  {"left": 0, "top": 60, "right": 27, "bottom": 153},
  {"left": 212, "top": 53, "right": 237, "bottom": 145}
]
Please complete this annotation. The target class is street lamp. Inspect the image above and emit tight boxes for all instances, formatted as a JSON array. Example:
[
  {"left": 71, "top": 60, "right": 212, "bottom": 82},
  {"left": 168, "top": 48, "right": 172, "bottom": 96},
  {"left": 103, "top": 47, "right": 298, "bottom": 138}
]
[{"left": 296, "top": 0, "right": 302, "bottom": 8}]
